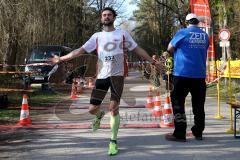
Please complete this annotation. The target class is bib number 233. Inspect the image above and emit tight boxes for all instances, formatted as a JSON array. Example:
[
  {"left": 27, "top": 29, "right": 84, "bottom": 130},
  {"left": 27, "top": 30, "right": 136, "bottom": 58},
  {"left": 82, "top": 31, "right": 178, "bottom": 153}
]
[{"left": 105, "top": 56, "right": 115, "bottom": 62}]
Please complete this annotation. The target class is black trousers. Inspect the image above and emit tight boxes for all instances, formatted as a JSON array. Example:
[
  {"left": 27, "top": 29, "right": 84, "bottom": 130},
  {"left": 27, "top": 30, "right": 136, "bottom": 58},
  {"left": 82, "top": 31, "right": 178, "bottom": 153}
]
[{"left": 171, "top": 76, "right": 206, "bottom": 139}]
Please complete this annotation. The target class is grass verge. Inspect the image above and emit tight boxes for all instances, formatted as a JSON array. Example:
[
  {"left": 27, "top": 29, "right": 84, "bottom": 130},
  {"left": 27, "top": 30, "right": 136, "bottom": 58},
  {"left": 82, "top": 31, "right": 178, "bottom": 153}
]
[{"left": 0, "top": 85, "right": 70, "bottom": 124}]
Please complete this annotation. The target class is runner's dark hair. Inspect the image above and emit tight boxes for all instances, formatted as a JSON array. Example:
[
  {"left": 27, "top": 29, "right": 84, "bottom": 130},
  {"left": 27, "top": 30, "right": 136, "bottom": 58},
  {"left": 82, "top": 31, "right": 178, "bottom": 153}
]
[{"left": 101, "top": 7, "right": 117, "bottom": 17}]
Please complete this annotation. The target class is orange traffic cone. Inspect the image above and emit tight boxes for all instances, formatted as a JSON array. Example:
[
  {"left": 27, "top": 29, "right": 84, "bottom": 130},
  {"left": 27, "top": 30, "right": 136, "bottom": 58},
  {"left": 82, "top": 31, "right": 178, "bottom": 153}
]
[
  {"left": 160, "top": 96, "right": 174, "bottom": 128},
  {"left": 71, "top": 80, "right": 78, "bottom": 100},
  {"left": 145, "top": 86, "right": 154, "bottom": 109},
  {"left": 18, "top": 94, "right": 31, "bottom": 125},
  {"left": 152, "top": 92, "right": 163, "bottom": 117}
]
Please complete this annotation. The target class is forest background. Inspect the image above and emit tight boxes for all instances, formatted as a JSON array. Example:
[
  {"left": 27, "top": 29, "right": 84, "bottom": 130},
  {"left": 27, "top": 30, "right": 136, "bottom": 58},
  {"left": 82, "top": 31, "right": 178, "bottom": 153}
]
[{"left": 0, "top": 0, "right": 239, "bottom": 66}]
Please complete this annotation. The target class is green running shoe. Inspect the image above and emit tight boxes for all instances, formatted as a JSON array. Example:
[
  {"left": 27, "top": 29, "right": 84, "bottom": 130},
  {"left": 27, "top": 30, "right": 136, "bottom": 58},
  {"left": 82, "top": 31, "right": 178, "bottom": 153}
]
[
  {"left": 91, "top": 111, "right": 105, "bottom": 132},
  {"left": 108, "top": 141, "right": 118, "bottom": 156}
]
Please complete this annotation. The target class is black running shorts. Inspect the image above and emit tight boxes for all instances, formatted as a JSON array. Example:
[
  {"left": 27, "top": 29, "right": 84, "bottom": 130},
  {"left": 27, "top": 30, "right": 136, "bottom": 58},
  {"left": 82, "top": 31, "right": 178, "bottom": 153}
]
[{"left": 90, "top": 76, "right": 124, "bottom": 105}]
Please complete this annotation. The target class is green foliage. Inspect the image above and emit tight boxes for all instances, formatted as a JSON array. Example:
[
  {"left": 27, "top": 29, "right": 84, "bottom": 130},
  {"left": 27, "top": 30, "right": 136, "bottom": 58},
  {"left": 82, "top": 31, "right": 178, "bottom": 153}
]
[
  {"left": 0, "top": 109, "right": 20, "bottom": 122},
  {"left": 0, "top": 0, "right": 126, "bottom": 65},
  {"left": 132, "top": 0, "right": 189, "bottom": 55},
  {"left": 133, "top": 0, "right": 240, "bottom": 59},
  {"left": 0, "top": 87, "right": 69, "bottom": 123},
  {"left": 210, "top": 0, "right": 240, "bottom": 59},
  {"left": 207, "top": 78, "right": 240, "bottom": 101}
]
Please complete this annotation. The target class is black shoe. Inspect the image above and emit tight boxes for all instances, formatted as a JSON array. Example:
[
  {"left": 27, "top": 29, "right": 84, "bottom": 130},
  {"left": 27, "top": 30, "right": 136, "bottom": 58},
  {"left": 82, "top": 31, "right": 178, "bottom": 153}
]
[
  {"left": 165, "top": 133, "right": 186, "bottom": 142},
  {"left": 194, "top": 136, "right": 203, "bottom": 140},
  {"left": 192, "top": 132, "right": 203, "bottom": 140}
]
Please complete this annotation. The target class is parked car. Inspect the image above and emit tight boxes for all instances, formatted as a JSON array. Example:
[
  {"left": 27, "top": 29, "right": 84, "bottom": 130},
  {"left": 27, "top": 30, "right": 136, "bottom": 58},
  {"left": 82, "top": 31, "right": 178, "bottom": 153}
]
[{"left": 24, "top": 45, "right": 72, "bottom": 90}]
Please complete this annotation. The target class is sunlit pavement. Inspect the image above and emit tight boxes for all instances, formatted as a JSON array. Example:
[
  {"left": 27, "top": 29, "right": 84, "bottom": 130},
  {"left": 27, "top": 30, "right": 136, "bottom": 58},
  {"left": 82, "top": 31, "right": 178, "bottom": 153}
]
[{"left": 1, "top": 71, "right": 240, "bottom": 160}]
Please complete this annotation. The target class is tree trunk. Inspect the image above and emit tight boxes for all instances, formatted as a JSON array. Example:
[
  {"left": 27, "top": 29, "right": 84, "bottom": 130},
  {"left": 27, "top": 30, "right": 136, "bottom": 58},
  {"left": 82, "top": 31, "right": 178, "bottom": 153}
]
[{"left": 4, "top": 27, "right": 18, "bottom": 71}]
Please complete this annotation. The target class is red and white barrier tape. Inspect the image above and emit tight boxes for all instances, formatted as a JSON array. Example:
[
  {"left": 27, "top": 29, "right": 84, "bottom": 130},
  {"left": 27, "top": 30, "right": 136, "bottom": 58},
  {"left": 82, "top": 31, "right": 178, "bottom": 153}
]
[{"left": 0, "top": 63, "right": 51, "bottom": 67}]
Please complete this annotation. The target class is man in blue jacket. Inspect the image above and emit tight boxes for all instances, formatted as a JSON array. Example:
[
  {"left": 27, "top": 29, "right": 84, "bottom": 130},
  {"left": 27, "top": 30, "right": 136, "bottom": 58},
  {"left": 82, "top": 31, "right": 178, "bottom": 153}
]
[{"left": 164, "top": 13, "right": 209, "bottom": 142}]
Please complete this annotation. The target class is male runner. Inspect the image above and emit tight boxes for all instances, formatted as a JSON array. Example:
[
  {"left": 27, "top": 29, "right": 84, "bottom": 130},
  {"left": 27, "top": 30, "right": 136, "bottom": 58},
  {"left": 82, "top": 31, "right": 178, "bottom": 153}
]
[{"left": 51, "top": 7, "right": 165, "bottom": 156}]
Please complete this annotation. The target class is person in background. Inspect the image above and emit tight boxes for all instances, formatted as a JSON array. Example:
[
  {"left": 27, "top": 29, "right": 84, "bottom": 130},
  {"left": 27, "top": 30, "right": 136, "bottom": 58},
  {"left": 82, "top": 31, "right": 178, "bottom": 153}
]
[
  {"left": 164, "top": 13, "right": 209, "bottom": 142},
  {"left": 151, "top": 54, "right": 161, "bottom": 88},
  {"left": 160, "top": 52, "right": 173, "bottom": 90}
]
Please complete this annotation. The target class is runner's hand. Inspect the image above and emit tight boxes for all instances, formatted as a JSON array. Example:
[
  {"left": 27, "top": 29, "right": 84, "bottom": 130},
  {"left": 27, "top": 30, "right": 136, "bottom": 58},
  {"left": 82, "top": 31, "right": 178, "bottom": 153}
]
[{"left": 154, "top": 61, "right": 166, "bottom": 74}]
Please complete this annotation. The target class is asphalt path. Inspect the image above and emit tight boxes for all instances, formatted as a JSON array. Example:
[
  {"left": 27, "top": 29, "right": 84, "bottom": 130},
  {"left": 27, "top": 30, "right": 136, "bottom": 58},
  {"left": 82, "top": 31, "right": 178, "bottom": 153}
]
[{"left": 1, "top": 71, "right": 240, "bottom": 160}]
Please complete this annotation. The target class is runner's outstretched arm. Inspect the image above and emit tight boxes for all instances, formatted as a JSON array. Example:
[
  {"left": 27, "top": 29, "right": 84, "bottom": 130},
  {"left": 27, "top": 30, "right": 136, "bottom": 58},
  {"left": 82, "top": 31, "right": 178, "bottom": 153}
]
[
  {"left": 50, "top": 47, "right": 86, "bottom": 64},
  {"left": 133, "top": 47, "right": 155, "bottom": 63},
  {"left": 133, "top": 46, "right": 166, "bottom": 74}
]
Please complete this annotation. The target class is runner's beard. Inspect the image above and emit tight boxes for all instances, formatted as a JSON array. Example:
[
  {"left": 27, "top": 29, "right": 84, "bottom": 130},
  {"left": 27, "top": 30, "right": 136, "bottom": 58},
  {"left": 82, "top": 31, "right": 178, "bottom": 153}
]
[{"left": 102, "top": 21, "right": 114, "bottom": 26}]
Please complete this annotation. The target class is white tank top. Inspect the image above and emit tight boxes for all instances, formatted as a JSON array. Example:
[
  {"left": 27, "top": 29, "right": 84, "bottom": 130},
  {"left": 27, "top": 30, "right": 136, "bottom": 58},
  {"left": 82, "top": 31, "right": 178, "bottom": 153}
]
[{"left": 82, "top": 29, "right": 137, "bottom": 79}]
